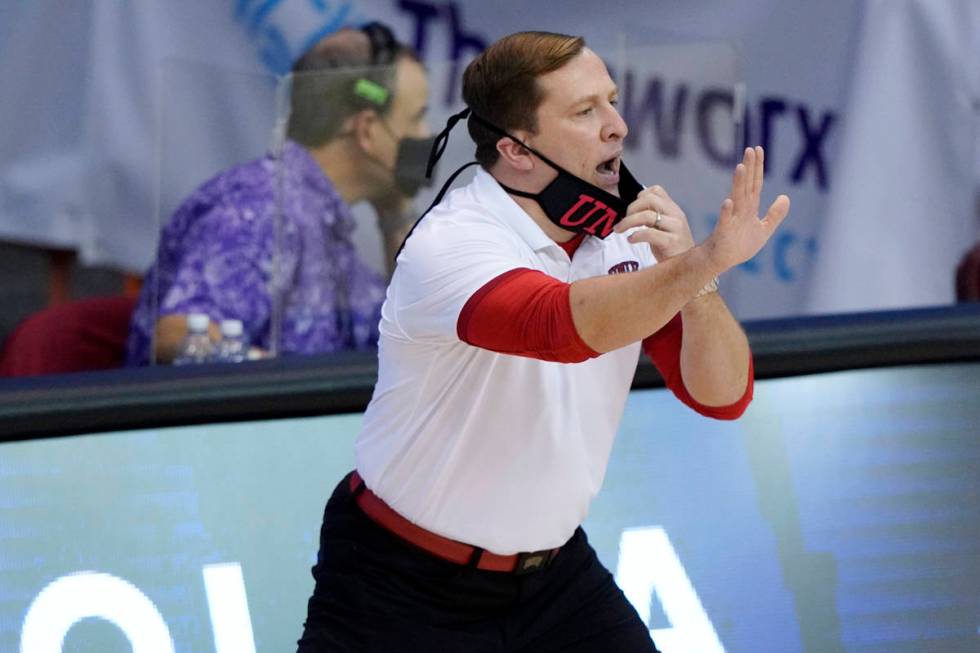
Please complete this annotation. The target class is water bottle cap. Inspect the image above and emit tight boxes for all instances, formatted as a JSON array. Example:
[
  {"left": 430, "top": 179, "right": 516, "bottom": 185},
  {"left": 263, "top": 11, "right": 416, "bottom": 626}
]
[
  {"left": 187, "top": 313, "right": 210, "bottom": 332},
  {"left": 220, "top": 319, "right": 243, "bottom": 337}
]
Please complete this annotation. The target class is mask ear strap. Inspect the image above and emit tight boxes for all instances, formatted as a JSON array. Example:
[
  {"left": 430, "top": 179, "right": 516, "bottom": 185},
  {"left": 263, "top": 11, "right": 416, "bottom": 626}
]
[
  {"left": 466, "top": 112, "right": 565, "bottom": 174},
  {"left": 426, "top": 107, "right": 471, "bottom": 178},
  {"left": 494, "top": 182, "right": 536, "bottom": 200},
  {"left": 393, "top": 106, "right": 478, "bottom": 261},
  {"left": 395, "top": 161, "right": 481, "bottom": 260},
  {"left": 428, "top": 161, "right": 480, "bottom": 210}
]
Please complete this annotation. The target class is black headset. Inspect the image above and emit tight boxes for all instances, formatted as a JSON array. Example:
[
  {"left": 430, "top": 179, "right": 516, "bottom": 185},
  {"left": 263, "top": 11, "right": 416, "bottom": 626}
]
[{"left": 361, "top": 22, "right": 398, "bottom": 66}]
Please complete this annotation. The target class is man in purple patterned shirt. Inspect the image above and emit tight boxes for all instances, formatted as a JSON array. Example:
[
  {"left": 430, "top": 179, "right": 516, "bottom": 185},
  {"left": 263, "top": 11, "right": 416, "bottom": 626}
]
[{"left": 126, "top": 23, "right": 430, "bottom": 365}]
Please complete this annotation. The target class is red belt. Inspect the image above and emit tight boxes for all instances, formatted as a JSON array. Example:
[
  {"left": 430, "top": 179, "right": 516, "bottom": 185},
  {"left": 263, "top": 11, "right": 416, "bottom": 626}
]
[{"left": 350, "top": 471, "right": 559, "bottom": 574}]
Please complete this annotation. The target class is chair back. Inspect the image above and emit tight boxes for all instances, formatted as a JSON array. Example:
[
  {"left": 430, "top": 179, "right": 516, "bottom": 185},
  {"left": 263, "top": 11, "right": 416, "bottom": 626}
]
[{"left": 0, "top": 295, "right": 137, "bottom": 377}]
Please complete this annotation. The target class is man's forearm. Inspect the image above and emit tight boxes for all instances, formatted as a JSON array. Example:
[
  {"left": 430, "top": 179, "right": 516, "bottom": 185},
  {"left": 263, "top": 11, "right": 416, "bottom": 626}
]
[
  {"left": 373, "top": 198, "right": 416, "bottom": 276},
  {"left": 567, "top": 142, "right": 789, "bottom": 375},
  {"left": 679, "top": 291, "right": 750, "bottom": 406},
  {"left": 380, "top": 220, "right": 413, "bottom": 275},
  {"left": 568, "top": 244, "right": 721, "bottom": 353}
]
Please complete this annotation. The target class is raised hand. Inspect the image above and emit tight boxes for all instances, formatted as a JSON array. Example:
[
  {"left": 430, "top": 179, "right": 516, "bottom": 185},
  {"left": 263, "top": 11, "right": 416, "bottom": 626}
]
[
  {"left": 614, "top": 185, "right": 696, "bottom": 262},
  {"left": 704, "top": 146, "right": 790, "bottom": 272}
]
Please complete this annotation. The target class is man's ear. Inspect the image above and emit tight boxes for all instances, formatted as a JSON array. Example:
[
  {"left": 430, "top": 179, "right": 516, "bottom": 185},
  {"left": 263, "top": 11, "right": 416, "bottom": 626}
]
[
  {"left": 496, "top": 132, "right": 535, "bottom": 172},
  {"left": 351, "top": 109, "right": 382, "bottom": 153}
]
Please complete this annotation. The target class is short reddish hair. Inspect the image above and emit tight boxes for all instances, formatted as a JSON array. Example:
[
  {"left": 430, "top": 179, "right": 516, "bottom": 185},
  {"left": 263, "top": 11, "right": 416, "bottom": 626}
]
[{"left": 462, "top": 31, "right": 585, "bottom": 168}]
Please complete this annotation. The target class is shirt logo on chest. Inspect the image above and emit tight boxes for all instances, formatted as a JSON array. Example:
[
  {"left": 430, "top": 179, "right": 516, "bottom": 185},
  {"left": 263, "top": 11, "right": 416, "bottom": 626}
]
[{"left": 608, "top": 260, "right": 640, "bottom": 275}]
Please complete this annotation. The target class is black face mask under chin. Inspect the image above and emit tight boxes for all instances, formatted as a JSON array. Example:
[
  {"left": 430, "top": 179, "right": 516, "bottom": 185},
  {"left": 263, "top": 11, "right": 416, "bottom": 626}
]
[
  {"left": 467, "top": 113, "right": 643, "bottom": 239},
  {"left": 395, "top": 108, "right": 644, "bottom": 258},
  {"left": 496, "top": 157, "right": 643, "bottom": 239},
  {"left": 429, "top": 108, "right": 643, "bottom": 238}
]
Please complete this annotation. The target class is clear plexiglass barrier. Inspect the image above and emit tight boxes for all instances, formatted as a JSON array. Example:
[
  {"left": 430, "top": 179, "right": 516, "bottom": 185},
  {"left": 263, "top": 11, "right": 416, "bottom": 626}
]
[{"left": 145, "top": 42, "right": 741, "bottom": 367}]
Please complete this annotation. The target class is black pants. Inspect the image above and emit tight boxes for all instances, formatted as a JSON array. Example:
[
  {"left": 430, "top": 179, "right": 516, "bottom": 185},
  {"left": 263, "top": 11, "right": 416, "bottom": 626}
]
[{"left": 297, "top": 472, "right": 659, "bottom": 652}]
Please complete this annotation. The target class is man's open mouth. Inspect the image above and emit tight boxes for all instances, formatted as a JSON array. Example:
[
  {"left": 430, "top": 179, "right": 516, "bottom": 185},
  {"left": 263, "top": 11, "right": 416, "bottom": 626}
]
[{"left": 596, "top": 156, "right": 620, "bottom": 183}]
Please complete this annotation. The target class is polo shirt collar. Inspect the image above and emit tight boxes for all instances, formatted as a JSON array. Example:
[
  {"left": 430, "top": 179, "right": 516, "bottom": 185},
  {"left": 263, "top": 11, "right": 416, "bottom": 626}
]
[{"left": 472, "top": 167, "right": 560, "bottom": 253}]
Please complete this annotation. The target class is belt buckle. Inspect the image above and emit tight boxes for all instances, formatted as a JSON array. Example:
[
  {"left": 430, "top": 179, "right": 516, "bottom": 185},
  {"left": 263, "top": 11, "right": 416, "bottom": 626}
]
[{"left": 513, "top": 548, "right": 556, "bottom": 575}]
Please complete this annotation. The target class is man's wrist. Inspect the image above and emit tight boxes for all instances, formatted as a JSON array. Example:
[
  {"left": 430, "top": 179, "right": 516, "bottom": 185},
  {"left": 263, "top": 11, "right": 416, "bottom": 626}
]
[
  {"left": 690, "top": 243, "right": 726, "bottom": 278},
  {"left": 681, "top": 245, "right": 722, "bottom": 301},
  {"left": 695, "top": 276, "right": 719, "bottom": 298}
]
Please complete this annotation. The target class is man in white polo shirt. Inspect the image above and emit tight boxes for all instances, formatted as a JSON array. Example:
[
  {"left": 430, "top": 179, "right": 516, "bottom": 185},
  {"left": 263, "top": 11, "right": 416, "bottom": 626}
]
[{"left": 298, "top": 30, "right": 790, "bottom": 652}]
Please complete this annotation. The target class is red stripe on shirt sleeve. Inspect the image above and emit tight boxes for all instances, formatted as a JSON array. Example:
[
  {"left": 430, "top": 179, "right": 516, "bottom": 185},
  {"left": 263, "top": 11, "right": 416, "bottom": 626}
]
[
  {"left": 642, "top": 313, "right": 754, "bottom": 420},
  {"left": 456, "top": 268, "right": 599, "bottom": 363}
]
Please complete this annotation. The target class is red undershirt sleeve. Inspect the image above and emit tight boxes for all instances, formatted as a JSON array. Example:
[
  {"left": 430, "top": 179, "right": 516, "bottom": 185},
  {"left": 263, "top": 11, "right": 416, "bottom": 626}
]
[
  {"left": 642, "top": 313, "right": 754, "bottom": 420},
  {"left": 456, "top": 265, "right": 754, "bottom": 416},
  {"left": 456, "top": 268, "right": 599, "bottom": 363}
]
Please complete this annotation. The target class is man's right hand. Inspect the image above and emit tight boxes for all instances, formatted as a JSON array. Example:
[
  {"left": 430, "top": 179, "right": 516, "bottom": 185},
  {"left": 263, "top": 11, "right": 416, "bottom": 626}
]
[
  {"left": 702, "top": 146, "right": 791, "bottom": 274},
  {"left": 569, "top": 145, "right": 789, "bottom": 356}
]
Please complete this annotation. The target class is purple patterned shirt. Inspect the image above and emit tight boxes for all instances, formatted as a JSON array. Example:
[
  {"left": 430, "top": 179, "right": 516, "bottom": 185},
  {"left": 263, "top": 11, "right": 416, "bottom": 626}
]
[{"left": 126, "top": 141, "right": 386, "bottom": 365}]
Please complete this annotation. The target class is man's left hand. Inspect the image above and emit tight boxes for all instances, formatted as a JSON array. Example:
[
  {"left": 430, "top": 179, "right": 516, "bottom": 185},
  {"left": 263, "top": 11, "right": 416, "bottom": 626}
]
[{"left": 613, "top": 185, "right": 695, "bottom": 262}]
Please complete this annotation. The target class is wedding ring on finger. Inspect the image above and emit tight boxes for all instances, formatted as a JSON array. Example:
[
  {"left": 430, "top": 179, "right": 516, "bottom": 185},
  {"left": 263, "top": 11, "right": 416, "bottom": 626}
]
[{"left": 654, "top": 211, "right": 663, "bottom": 229}]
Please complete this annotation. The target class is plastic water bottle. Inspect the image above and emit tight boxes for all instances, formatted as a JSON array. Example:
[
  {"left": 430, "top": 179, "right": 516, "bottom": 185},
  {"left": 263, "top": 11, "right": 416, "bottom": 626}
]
[
  {"left": 216, "top": 319, "right": 248, "bottom": 363},
  {"left": 173, "top": 313, "right": 214, "bottom": 365}
]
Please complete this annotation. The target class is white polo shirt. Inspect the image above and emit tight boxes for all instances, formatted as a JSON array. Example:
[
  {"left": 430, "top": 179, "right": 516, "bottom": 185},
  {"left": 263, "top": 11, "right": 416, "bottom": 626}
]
[{"left": 354, "top": 167, "right": 657, "bottom": 554}]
